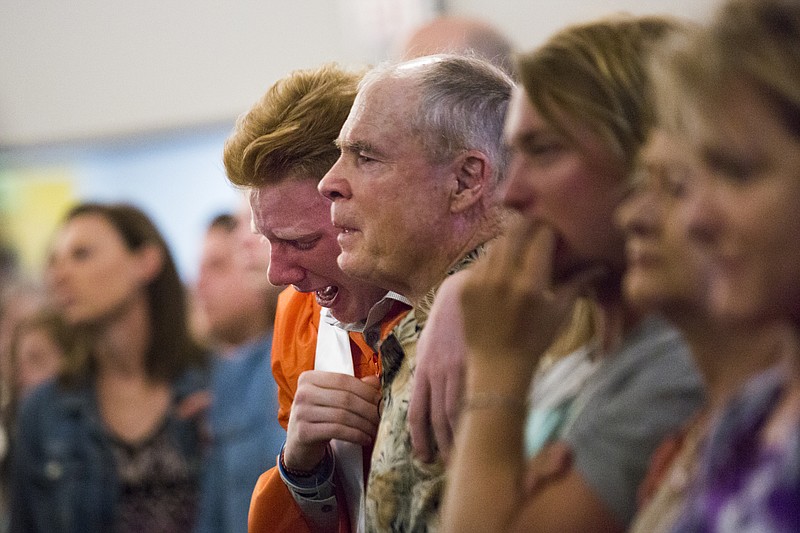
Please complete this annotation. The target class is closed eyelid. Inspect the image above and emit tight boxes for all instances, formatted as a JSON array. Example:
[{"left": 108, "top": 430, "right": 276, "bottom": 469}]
[
  {"left": 513, "top": 130, "right": 563, "bottom": 151},
  {"left": 72, "top": 246, "right": 92, "bottom": 257},
  {"left": 274, "top": 235, "right": 321, "bottom": 249},
  {"left": 702, "top": 145, "right": 766, "bottom": 179}
]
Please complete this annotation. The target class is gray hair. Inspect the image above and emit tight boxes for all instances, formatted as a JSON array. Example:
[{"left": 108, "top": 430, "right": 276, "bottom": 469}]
[{"left": 362, "top": 54, "right": 514, "bottom": 184}]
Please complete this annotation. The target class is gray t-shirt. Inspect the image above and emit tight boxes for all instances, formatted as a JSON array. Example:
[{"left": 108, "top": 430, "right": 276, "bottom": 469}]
[
  {"left": 525, "top": 344, "right": 600, "bottom": 457},
  {"left": 562, "top": 316, "right": 703, "bottom": 526}
]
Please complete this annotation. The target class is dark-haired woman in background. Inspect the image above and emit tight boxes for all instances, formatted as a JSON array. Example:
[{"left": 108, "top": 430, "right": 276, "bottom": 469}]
[{"left": 10, "top": 202, "right": 209, "bottom": 533}]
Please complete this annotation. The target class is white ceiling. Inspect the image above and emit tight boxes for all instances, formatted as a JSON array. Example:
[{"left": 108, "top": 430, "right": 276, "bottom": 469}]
[{"left": 0, "top": 0, "right": 720, "bottom": 148}]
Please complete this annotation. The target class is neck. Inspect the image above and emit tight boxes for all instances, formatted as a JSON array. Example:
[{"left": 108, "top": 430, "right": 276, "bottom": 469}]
[
  {"left": 588, "top": 269, "right": 642, "bottom": 356},
  {"left": 593, "top": 294, "right": 639, "bottom": 356},
  {"left": 671, "top": 309, "right": 788, "bottom": 410},
  {"left": 404, "top": 216, "right": 502, "bottom": 306},
  {"left": 93, "top": 294, "right": 152, "bottom": 379}
]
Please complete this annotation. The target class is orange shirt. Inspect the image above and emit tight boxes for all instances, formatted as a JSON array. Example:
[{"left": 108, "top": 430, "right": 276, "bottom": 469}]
[{"left": 248, "top": 288, "right": 407, "bottom": 533}]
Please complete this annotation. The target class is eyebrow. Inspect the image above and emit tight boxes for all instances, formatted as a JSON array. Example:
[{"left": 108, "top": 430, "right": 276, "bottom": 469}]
[{"left": 335, "top": 139, "right": 387, "bottom": 159}]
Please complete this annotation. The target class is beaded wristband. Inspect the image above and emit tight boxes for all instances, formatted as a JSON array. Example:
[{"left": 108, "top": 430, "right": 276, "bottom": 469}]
[
  {"left": 280, "top": 446, "right": 325, "bottom": 478},
  {"left": 462, "top": 391, "right": 528, "bottom": 412}
]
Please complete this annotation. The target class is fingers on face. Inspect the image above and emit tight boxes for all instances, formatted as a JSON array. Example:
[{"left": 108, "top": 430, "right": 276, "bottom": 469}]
[
  {"left": 469, "top": 219, "right": 556, "bottom": 293},
  {"left": 520, "top": 224, "right": 556, "bottom": 291}
]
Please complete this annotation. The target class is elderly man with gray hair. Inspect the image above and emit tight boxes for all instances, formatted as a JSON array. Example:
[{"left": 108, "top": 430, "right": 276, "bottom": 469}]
[{"left": 319, "top": 54, "right": 513, "bottom": 532}]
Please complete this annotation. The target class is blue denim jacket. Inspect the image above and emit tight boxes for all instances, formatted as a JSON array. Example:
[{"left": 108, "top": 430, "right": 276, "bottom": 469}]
[{"left": 10, "top": 368, "right": 209, "bottom": 533}]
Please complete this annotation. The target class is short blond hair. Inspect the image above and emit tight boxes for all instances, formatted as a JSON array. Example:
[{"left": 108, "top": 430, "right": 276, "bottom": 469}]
[{"left": 224, "top": 64, "right": 363, "bottom": 187}]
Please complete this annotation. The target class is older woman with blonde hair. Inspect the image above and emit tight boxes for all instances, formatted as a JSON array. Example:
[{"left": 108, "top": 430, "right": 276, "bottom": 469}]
[{"left": 647, "top": 0, "right": 800, "bottom": 529}]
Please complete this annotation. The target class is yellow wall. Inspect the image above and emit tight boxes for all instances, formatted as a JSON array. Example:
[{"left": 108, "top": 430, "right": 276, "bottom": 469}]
[{"left": 0, "top": 169, "right": 75, "bottom": 277}]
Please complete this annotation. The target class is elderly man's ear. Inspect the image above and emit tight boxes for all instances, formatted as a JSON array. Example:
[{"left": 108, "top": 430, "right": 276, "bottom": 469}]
[{"left": 449, "top": 150, "right": 493, "bottom": 213}]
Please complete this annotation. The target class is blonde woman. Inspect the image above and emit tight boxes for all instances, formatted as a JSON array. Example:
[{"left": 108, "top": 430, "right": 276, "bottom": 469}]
[{"left": 655, "top": 0, "right": 800, "bottom": 529}]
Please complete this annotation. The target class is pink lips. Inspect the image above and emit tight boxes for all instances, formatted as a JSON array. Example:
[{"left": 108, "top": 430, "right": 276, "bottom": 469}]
[
  {"left": 626, "top": 240, "right": 663, "bottom": 269},
  {"left": 336, "top": 227, "right": 360, "bottom": 249}
]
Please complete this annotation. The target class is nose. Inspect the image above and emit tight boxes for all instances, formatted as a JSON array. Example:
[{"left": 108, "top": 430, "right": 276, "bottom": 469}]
[
  {"left": 45, "top": 257, "right": 67, "bottom": 291},
  {"left": 318, "top": 157, "right": 352, "bottom": 202},
  {"left": 196, "top": 269, "right": 208, "bottom": 292},
  {"left": 681, "top": 171, "right": 723, "bottom": 250},
  {"left": 195, "top": 264, "right": 214, "bottom": 298},
  {"left": 616, "top": 186, "right": 660, "bottom": 239},
  {"left": 501, "top": 155, "right": 536, "bottom": 214},
  {"left": 267, "top": 245, "right": 306, "bottom": 287}
]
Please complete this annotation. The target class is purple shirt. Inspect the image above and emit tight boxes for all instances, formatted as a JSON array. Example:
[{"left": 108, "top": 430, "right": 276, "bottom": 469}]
[{"left": 673, "top": 367, "right": 800, "bottom": 532}]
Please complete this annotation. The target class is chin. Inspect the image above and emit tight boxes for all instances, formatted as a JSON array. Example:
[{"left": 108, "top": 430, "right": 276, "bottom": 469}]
[
  {"left": 337, "top": 256, "right": 370, "bottom": 283},
  {"left": 329, "top": 308, "right": 360, "bottom": 325},
  {"left": 64, "top": 313, "right": 90, "bottom": 328},
  {"left": 331, "top": 293, "right": 377, "bottom": 325},
  {"left": 624, "top": 283, "right": 658, "bottom": 312},
  {"left": 708, "top": 288, "right": 753, "bottom": 323},
  {"left": 327, "top": 294, "right": 353, "bottom": 324}
]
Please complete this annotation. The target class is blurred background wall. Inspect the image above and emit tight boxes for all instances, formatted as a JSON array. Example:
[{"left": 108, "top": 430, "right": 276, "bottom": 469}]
[{"left": 0, "top": 0, "right": 720, "bottom": 284}]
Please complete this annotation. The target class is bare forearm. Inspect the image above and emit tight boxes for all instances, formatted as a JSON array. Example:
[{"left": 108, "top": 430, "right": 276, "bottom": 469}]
[{"left": 442, "top": 361, "right": 531, "bottom": 533}]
